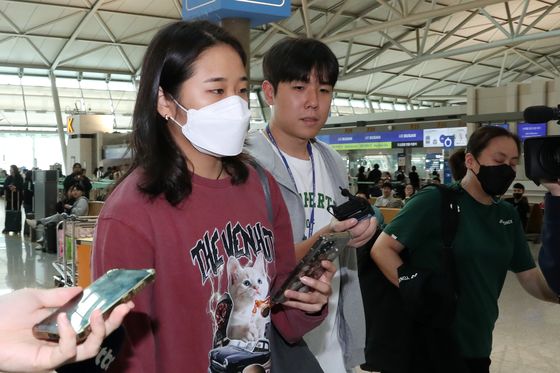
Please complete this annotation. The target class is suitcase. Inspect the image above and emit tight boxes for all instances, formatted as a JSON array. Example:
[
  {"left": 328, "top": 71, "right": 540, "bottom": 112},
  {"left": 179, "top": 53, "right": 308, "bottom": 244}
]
[
  {"left": 43, "top": 222, "right": 58, "bottom": 254},
  {"left": 4, "top": 190, "right": 22, "bottom": 234}
]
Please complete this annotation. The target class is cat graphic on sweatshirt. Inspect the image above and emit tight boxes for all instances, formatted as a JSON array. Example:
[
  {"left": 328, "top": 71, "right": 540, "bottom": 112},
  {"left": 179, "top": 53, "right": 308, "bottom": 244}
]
[{"left": 226, "top": 253, "right": 270, "bottom": 342}]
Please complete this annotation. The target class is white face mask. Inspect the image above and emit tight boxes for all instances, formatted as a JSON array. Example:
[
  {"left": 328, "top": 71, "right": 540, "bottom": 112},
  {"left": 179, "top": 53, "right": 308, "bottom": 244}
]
[{"left": 169, "top": 95, "right": 251, "bottom": 157}]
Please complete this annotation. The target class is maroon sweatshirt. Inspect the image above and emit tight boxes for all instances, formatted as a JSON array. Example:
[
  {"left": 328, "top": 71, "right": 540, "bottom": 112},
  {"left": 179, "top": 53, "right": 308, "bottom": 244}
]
[{"left": 92, "top": 167, "right": 325, "bottom": 372}]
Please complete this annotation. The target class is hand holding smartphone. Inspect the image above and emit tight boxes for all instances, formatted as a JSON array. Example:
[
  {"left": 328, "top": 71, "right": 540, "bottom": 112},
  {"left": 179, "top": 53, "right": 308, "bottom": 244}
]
[
  {"left": 33, "top": 268, "right": 155, "bottom": 343},
  {"left": 271, "top": 232, "right": 351, "bottom": 304}
]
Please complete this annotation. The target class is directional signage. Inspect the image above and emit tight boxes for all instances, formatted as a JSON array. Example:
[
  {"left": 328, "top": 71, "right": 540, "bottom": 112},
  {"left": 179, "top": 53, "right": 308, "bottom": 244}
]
[
  {"left": 517, "top": 122, "right": 547, "bottom": 141},
  {"left": 423, "top": 127, "right": 467, "bottom": 148},
  {"left": 318, "top": 129, "right": 423, "bottom": 150},
  {"left": 183, "top": 0, "right": 291, "bottom": 27}
]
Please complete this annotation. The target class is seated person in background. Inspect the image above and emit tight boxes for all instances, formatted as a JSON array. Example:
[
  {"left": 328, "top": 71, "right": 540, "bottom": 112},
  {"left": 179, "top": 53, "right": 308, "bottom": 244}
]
[
  {"left": 102, "top": 166, "right": 114, "bottom": 179},
  {"left": 26, "top": 183, "right": 89, "bottom": 228},
  {"left": 369, "top": 181, "right": 382, "bottom": 197},
  {"left": 374, "top": 182, "right": 403, "bottom": 208},
  {"left": 55, "top": 186, "right": 76, "bottom": 214},
  {"left": 505, "top": 182, "right": 530, "bottom": 230},
  {"left": 403, "top": 183, "right": 415, "bottom": 205},
  {"left": 431, "top": 176, "right": 441, "bottom": 185}
]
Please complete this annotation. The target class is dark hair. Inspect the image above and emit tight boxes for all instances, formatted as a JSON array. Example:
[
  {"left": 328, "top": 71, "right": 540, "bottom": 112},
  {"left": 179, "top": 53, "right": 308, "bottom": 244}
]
[
  {"left": 382, "top": 182, "right": 393, "bottom": 189},
  {"left": 125, "top": 20, "right": 249, "bottom": 206},
  {"left": 466, "top": 126, "right": 521, "bottom": 159},
  {"left": 72, "top": 163, "right": 82, "bottom": 169},
  {"left": 71, "top": 182, "right": 85, "bottom": 192},
  {"left": 359, "top": 166, "right": 365, "bottom": 173},
  {"left": 411, "top": 165, "right": 416, "bottom": 171},
  {"left": 263, "top": 38, "right": 339, "bottom": 92},
  {"left": 448, "top": 148, "right": 467, "bottom": 181},
  {"left": 513, "top": 182, "right": 525, "bottom": 190},
  {"left": 374, "top": 164, "right": 379, "bottom": 169}
]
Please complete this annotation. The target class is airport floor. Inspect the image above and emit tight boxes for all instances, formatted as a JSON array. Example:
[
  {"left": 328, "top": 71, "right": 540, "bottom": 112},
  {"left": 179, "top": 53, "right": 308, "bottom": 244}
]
[{"left": 1, "top": 199, "right": 559, "bottom": 373}]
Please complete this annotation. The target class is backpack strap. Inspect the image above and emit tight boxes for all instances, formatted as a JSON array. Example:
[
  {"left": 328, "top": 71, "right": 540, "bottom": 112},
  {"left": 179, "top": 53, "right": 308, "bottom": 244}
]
[
  {"left": 248, "top": 160, "right": 274, "bottom": 225},
  {"left": 421, "top": 184, "right": 461, "bottom": 292}
]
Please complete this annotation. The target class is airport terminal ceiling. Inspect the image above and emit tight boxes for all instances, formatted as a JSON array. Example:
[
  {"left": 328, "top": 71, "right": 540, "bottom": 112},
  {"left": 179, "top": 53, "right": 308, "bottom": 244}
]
[{"left": 0, "top": 0, "right": 559, "bottom": 132}]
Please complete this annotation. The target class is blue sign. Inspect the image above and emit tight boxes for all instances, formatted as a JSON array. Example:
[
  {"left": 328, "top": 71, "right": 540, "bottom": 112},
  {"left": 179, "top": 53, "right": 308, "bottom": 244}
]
[
  {"left": 439, "top": 134, "right": 455, "bottom": 148},
  {"left": 518, "top": 122, "right": 547, "bottom": 141},
  {"left": 316, "top": 130, "right": 424, "bottom": 149},
  {"left": 183, "top": 0, "right": 291, "bottom": 27}
]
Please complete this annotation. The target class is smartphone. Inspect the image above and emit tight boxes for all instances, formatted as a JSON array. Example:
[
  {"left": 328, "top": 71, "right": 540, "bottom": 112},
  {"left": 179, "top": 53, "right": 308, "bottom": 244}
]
[
  {"left": 33, "top": 268, "right": 156, "bottom": 343},
  {"left": 271, "top": 232, "right": 351, "bottom": 304}
]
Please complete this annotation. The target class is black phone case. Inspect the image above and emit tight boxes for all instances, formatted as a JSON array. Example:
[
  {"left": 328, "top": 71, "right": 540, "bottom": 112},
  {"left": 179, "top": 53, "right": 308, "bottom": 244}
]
[{"left": 271, "top": 232, "right": 351, "bottom": 304}]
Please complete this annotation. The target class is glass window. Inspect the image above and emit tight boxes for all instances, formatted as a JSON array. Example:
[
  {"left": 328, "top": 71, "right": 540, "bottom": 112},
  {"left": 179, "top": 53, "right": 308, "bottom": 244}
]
[
  {"left": 20, "top": 76, "right": 51, "bottom": 87},
  {"left": 107, "top": 80, "right": 136, "bottom": 92}
]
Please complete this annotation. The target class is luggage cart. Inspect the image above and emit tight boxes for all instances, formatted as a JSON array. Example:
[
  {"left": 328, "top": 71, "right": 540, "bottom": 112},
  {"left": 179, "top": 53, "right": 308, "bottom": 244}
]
[{"left": 52, "top": 214, "right": 97, "bottom": 287}]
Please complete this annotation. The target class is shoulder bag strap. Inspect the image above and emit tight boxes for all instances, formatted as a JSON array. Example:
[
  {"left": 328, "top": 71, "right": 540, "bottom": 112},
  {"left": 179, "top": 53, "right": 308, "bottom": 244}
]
[{"left": 248, "top": 160, "right": 274, "bottom": 225}]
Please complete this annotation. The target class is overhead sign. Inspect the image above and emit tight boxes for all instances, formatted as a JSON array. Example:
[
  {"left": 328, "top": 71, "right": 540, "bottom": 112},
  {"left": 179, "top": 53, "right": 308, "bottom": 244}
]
[
  {"left": 317, "top": 129, "right": 423, "bottom": 150},
  {"left": 183, "top": 0, "right": 291, "bottom": 27},
  {"left": 517, "top": 122, "right": 547, "bottom": 141},
  {"left": 423, "top": 127, "right": 467, "bottom": 148}
]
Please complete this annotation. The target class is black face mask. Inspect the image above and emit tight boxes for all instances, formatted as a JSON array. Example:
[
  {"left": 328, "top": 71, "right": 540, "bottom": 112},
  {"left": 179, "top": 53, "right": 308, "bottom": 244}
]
[{"left": 474, "top": 161, "right": 516, "bottom": 196}]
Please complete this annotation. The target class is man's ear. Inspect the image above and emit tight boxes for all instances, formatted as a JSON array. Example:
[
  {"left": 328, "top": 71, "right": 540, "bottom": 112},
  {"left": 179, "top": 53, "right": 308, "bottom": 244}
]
[
  {"left": 261, "top": 80, "right": 276, "bottom": 106},
  {"left": 156, "top": 87, "right": 175, "bottom": 120}
]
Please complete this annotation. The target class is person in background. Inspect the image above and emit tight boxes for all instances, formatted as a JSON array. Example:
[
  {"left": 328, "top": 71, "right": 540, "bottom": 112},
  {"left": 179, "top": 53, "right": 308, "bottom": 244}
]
[
  {"left": 395, "top": 166, "right": 405, "bottom": 182},
  {"left": 504, "top": 182, "right": 530, "bottom": 231},
  {"left": 431, "top": 177, "right": 441, "bottom": 185},
  {"left": 0, "top": 287, "right": 132, "bottom": 373},
  {"left": 22, "top": 170, "right": 34, "bottom": 216},
  {"left": 408, "top": 165, "right": 420, "bottom": 190},
  {"left": 246, "top": 36, "right": 375, "bottom": 373},
  {"left": 374, "top": 182, "right": 402, "bottom": 208},
  {"left": 2, "top": 165, "right": 24, "bottom": 234},
  {"left": 381, "top": 171, "right": 392, "bottom": 182},
  {"left": 368, "top": 163, "right": 382, "bottom": 185},
  {"left": 102, "top": 166, "right": 114, "bottom": 179},
  {"left": 63, "top": 163, "right": 92, "bottom": 198},
  {"left": 96, "top": 166, "right": 105, "bottom": 180},
  {"left": 91, "top": 21, "right": 334, "bottom": 373},
  {"left": 372, "top": 126, "right": 559, "bottom": 373},
  {"left": 403, "top": 183, "right": 415, "bottom": 205},
  {"left": 26, "top": 183, "right": 89, "bottom": 229},
  {"left": 356, "top": 166, "right": 369, "bottom": 195}
]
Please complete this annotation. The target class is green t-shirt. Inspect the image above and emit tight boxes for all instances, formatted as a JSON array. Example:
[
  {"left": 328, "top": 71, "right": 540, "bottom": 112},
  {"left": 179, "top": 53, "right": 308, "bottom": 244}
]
[{"left": 384, "top": 184, "right": 535, "bottom": 358}]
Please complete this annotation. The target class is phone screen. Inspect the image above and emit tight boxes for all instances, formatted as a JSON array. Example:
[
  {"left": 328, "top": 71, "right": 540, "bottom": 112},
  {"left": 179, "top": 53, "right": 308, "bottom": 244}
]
[{"left": 33, "top": 268, "right": 155, "bottom": 342}]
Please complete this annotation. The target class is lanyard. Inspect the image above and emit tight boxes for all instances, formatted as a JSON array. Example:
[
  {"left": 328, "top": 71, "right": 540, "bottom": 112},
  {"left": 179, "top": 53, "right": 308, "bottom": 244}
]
[{"left": 265, "top": 126, "right": 316, "bottom": 239}]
